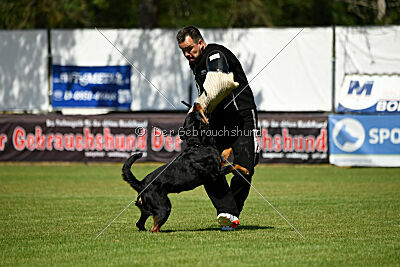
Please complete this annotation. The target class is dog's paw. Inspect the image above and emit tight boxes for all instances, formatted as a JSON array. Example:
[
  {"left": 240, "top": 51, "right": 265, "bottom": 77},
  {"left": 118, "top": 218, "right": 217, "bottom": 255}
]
[
  {"left": 136, "top": 222, "right": 146, "bottom": 231},
  {"left": 150, "top": 226, "right": 161, "bottom": 233},
  {"left": 242, "top": 168, "right": 250, "bottom": 175},
  {"left": 237, "top": 167, "right": 250, "bottom": 176}
]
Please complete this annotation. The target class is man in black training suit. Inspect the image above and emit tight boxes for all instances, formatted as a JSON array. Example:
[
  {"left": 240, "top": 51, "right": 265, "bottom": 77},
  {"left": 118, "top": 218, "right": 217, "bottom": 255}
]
[{"left": 176, "top": 26, "right": 259, "bottom": 231}]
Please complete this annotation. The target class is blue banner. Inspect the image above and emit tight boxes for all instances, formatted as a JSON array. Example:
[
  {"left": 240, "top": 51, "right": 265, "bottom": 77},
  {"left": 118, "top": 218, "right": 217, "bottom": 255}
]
[
  {"left": 329, "top": 114, "right": 400, "bottom": 166},
  {"left": 52, "top": 65, "right": 131, "bottom": 109}
]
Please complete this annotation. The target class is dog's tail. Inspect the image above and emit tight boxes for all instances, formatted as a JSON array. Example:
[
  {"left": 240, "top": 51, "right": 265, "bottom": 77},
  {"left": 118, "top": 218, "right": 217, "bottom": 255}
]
[{"left": 122, "top": 152, "right": 144, "bottom": 192}]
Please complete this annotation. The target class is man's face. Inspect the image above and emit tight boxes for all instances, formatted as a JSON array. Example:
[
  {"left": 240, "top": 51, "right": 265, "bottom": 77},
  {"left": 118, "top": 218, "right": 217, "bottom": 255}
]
[{"left": 178, "top": 35, "right": 205, "bottom": 62}]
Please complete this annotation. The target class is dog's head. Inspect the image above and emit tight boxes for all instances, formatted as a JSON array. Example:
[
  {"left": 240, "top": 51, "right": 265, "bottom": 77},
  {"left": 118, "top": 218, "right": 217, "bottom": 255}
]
[{"left": 180, "top": 103, "right": 215, "bottom": 146}]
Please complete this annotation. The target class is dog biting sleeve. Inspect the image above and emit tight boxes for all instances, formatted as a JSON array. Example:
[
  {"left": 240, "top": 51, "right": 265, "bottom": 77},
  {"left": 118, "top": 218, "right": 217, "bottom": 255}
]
[{"left": 195, "top": 72, "right": 239, "bottom": 113}]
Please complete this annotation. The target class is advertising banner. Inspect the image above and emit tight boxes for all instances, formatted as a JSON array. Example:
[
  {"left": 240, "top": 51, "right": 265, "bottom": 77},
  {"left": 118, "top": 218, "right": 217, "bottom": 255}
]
[
  {"left": 0, "top": 114, "right": 149, "bottom": 162},
  {"left": 329, "top": 114, "right": 400, "bottom": 167},
  {"left": 337, "top": 75, "right": 400, "bottom": 113},
  {"left": 0, "top": 114, "right": 328, "bottom": 163},
  {"left": 52, "top": 65, "right": 132, "bottom": 109},
  {"left": 257, "top": 114, "right": 329, "bottom": 163}
]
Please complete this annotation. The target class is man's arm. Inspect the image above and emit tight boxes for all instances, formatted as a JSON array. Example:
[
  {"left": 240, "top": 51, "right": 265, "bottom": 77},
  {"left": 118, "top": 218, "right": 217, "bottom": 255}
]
[
  {"left": 206, "top": 50, "right": 229, "bottom": 73},
  {"left": 195, "top": 50, "right": 238, "bottom": 113}
]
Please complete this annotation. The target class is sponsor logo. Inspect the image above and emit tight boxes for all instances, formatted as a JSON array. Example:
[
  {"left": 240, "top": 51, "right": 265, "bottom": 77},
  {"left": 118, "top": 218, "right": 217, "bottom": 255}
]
[
  {"left": 52, "top": 65, "right": 131, "bottom": 109},
  {"left": 332, "top": 118, "right": 365, "bottom": 152},
  {"left": 338, "top": 75, "right": 400, "bottom": 113},
  {"left": 348, "top": 81, "right": 373, "bottom": 96}
]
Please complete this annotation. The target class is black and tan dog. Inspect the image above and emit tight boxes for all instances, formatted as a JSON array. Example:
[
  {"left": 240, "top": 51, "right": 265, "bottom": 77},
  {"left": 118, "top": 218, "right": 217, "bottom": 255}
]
[{"left": 122, "top": 103, "right": 248, "bottom": 232}]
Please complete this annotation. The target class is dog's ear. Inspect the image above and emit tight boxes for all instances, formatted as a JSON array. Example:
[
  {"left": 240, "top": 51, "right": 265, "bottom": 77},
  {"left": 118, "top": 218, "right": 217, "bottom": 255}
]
[
  {"left": 181, "top": 110, "right": 198, "bottom": 140},
  {"left": 179, "top": 131, "right": 187, "bottom": 140}
]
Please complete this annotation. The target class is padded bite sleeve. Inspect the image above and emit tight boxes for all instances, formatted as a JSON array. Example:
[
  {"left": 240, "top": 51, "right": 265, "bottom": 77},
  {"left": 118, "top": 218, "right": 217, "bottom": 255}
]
[{"left": 196, "top": 72, "right": 239, "bottom": 113}]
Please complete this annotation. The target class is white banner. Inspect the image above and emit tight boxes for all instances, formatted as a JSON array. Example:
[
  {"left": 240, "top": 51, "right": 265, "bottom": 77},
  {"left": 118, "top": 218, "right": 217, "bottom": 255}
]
[
  {"left": 0, "top": 30, "right": 49, "bottom": 111},
  {"left": 204, "top": 28, "right": 332, "bottom": 112},
  {"left": 335, "top": 26, "right": 400, "bottom": 110},
  {"left": 52, "top": 28, "right": 332, "bottom": 112},
  {"left": 337, "top": 75, "right": 400, "bottom": 113}
]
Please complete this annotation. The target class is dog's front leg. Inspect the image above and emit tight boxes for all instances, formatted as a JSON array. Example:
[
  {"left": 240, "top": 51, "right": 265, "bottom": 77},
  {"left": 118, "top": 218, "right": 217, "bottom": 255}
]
[
  {"left": 220, "top": 164, "right": 250, "bottom": 176},
  {"left": 136, "top": 209, "right": 151, "bottom": 231}
]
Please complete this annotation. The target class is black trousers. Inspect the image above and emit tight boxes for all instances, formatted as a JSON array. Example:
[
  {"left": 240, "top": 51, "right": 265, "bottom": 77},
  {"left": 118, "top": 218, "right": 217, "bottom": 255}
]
[{"left": 203, "top": 108, "right": 259, "bottom": 217}]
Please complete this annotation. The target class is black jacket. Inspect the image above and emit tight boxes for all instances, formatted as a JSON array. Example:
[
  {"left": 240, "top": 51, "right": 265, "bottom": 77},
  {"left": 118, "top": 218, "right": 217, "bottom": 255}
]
[{"left": 190, "top": 44, "right": 257, "bottom": 114}]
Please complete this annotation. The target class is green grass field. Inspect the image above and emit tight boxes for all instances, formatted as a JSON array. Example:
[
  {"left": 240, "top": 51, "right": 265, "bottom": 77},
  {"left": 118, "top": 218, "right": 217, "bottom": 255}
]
[{"left": 1, "top": 163, "right": 399, "bottom": 266}]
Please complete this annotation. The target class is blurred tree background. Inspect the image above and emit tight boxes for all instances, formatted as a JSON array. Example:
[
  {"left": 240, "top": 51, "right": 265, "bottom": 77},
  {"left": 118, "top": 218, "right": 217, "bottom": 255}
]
[{"left": 0, "top": 0, "right": 399, "bottom": 29}]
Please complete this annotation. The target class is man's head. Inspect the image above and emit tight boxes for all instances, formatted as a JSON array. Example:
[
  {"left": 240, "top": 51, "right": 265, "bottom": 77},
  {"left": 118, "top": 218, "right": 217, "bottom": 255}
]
[{"left": 176, "top": 26, "right": 206, "bottom": 62}]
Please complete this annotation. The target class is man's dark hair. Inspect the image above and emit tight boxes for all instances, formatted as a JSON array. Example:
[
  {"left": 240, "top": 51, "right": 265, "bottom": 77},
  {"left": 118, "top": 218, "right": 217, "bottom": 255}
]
[{"left": 176, "top": 26, "right": 203, "bottom": 43}]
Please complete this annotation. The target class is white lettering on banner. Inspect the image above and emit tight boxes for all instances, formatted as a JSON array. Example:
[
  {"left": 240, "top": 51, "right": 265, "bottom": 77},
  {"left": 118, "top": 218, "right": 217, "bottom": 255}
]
[
  {"left": 286, "top": 153, "right": 309, "bottom": 160},
  {"left": 259, "top": 120, "right": 327, "bottom": 129},
  {"left": 312, "top": 153, "right": 327, "bottom": 159},
  {"left": 55, "top": 119, "right": 84, "bottom": 128},
  {"left": 93, "top": 92, "right": 117, "bottom": 101},
  {"left": 369, "top": 128, "right": 400, "bottom": 144},
  {"left": 118, "top": 90, "right": 132, "bottom": 104},
  {"left": 376, "top": 100, "right": 400, "bottom": 112},
  {"left": 262, "top": 153, "right": 284, "bottom": 158},
  {"left": 45, "top": 119, "right": 147, "bottom": 129},
  {"left": 297, "top": 120, "right": 327, "bottom": 128},
  {"left": 85, "top": 151, "right": 105, "bottom": 158},
  {"left": 57, "top": 72, "right": 126, "bottom": 86},
  {"left": 117, "top": 120, "right": 148, "bottom": 128},
  {"left": 107, "top": 151, "right": 131, "bottom": 158},
  {"left": 102, "top": 120, "right": 118, "bottom": 128},
  {"left": 64, "top": 91, "right": 73, "bottom": 100},
  {"left": 63, "top": 90, "right": 118, "bottom": 102}
]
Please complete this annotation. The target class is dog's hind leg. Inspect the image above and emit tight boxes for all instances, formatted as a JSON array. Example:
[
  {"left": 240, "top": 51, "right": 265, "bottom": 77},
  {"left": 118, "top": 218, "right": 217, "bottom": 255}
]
[
  {"left": 150, "top": 196, "right": 172, "bottom": 233},
  {"left": 151, "top": 216, "right": 161, "bottom": 233},
  {"left": 150, "top": 210, "right": 171, "bottom": 233}
]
